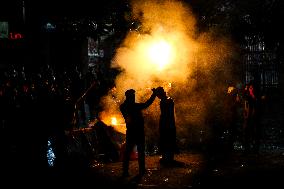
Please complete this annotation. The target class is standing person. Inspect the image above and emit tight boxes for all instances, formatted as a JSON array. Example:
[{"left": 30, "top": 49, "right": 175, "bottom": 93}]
[
  {"left": 242, "top": 82, "right": 261, "bottom": 154},
  {"left": 226, "top": 85, "right": 242, "bottom": 153},
  {"left": 155, "top": 87, "right": 177, "bottom": 165},
  {"left": 120, "top": 88, "right": 156, "bottom": 176}
]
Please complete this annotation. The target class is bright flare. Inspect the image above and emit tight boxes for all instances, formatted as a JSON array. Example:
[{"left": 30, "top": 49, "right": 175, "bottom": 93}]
[
  {"left": 100, "top": 113, "right": 126, "bottom": 134},
  {"left": 111, "top": 117, "right": 118, "bottom": 125},
  {"left": 148, "top": 40, "right": 173, "bottom": 70}
]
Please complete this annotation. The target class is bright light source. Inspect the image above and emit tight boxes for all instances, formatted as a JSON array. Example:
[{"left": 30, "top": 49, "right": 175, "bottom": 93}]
[
  {"left": 111, "top": 117, "right": 118, "bottom": 125},
  {"left": 148, "top": 40, "right": 173, "bottom": 70}
]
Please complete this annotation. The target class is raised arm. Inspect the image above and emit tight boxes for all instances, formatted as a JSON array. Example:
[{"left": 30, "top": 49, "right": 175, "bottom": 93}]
[{"left": 139, "top": 88, "right": 157, "bottom": 109}]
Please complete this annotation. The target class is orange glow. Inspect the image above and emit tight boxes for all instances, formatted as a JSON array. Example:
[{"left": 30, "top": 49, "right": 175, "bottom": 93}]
[
  {"left": 100, "top": 113, "right": 126, "bottom": 134},
  {"left": 111, "top": 117, "right": 118, "bottom": 125},
  {"left": 100, "top": 0, "right": 235, "bottom": 147},
  {"left": 112, "top": 27, "right": 195, "bottom": 84},
  {"left": 147, "top": 39, "right": 173, "bottom": 70},
  {"left": 227, "top": 86, "right": 235, "bottom": 94}
]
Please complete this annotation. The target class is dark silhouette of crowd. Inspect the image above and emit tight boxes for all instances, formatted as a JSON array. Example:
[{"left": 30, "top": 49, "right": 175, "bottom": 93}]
[
  {"left": 224, "top": 81, "right": 264, "bottom": 155},
  {"left": 0, "top": 63, "right": 107, "bottom": 175}
]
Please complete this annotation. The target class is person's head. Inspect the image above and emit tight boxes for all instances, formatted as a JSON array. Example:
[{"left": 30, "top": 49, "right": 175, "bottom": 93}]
[
  {"left": 125, "top": 89, "right": 135, "bottom": 102},
  {"left": 156, "top": 86, "right": 166, "bottom": 99}
]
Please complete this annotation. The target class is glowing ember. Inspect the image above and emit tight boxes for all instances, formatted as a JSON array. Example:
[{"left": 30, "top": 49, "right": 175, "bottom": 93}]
[{"left": 147, "top": 39, "right": 173, "bottom": 70}]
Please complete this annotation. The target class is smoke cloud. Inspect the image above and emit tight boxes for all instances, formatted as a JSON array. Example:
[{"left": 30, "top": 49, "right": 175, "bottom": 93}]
[{"left": 99, "top": 0, "right": 238, "bottom": 148}]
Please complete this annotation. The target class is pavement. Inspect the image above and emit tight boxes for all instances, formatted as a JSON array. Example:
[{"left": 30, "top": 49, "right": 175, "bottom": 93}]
[
  {"left": 1, "top": 145, "right": 284, "bottom": 189},
  {"left": 43, "top": 149, "right": 284, "bottom": 189}
]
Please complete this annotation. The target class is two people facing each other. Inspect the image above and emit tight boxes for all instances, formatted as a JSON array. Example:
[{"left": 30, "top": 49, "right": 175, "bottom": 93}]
[{"left": 119, "top": 87, "right": 177, "bottom": 176}]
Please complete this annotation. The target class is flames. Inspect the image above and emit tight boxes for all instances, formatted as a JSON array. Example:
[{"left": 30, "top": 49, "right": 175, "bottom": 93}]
[
  {"left": 100, "top": 113, "right": 126, "bottom": 134},
  {"left": 111, "top": 117, "right": 118, "bottom": 125}
]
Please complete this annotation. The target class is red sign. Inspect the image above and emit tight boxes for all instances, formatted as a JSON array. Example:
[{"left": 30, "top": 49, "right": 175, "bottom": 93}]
[
  {"left": 0, "top": 32, "right": 24, "bottom": 40},
  {"left": 9, "top": 32, "right": 24, "bottom": 40}
]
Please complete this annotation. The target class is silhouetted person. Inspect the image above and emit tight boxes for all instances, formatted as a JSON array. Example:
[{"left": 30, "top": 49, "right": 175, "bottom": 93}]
[
  {"left": 225, "top": 85, "right": 242, "bottom": 153},
  {"left": 242, "top": 82, "right": 261, "bottom": 154},
  {"left": 120, "top": 88, "right": 156, "bottom": 176},
  {"left": 156, "top": 87, "right": 177, "bottom": 165}
]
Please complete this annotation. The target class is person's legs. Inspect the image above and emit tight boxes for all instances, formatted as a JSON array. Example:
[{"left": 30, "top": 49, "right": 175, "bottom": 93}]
[
  {"left": 137, "top": 139, "right": 145, "bottom": 175},
  {"left": 159, "top": 132, "right": 167, "bottom": 162},
  {"left": 122, "top": 140, "right": 134, "bottom": 176}
]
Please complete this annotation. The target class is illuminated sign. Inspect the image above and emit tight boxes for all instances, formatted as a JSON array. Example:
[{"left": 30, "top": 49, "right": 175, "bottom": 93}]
[
  {"left": 0, "top": 21, "right": 24, "bottom": 40},
  {"left": 9, "top": 32, "right": 24, "bottom": 40}
]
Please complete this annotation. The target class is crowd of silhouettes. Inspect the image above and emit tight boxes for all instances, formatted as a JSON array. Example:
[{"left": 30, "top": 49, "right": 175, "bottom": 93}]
[
  {"left": 0, "top": 63, "right": 108, "bottom": 173},
  {"left": 0, "top": 61, "right": 267, "bottom": 179},
  {"left": 224, "top": 81, "right": 264, "bottom": 155}
]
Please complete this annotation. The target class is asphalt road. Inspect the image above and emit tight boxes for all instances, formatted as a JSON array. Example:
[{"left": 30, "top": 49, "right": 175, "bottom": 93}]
[{"left": 43, "top": 150, "right": 284, "bottom": 189}]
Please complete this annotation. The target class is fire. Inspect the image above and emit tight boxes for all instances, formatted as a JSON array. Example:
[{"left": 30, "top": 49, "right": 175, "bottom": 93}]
[
  {"left": 100, "top": 112, "right": 126, "bottom": 134},
  {"left": 147, "top": 39, "right": 173, "bottom": 70},
  {"left": 111, "top": 117, "right": 118, "bottom": 125}
]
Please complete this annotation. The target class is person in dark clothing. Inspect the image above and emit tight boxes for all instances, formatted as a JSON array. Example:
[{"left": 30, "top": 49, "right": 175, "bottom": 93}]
[
  {"left": 155, "top": 86, "right": 177, "bottom": 165},
  {"left": 225, "top": 85, "right": 242, "bottom": 153},
  {"left": 242, "top": 82, "right": 261, "bottom": 154},
  {"left": 120, "top": 88, "right": 156, "bottom": 176}
]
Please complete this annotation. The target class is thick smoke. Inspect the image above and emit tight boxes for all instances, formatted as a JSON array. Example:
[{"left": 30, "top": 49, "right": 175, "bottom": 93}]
[{"left": 99, "top": 0, "right": 238, "bottom": 148}]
